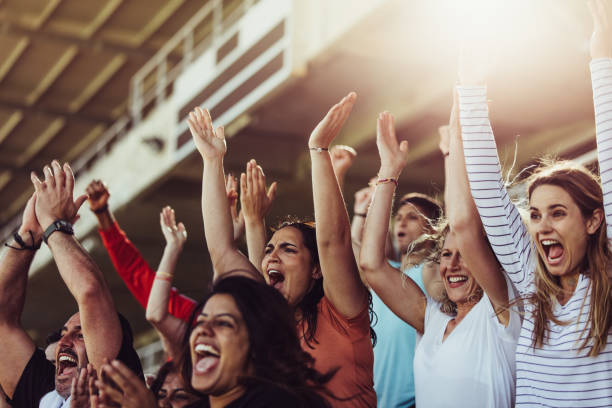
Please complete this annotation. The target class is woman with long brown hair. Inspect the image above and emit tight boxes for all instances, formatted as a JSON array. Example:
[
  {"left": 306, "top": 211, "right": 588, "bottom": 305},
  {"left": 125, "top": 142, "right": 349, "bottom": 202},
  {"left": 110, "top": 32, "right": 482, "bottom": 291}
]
[
  {"left": 186, "top": 93, "right": 375, "bottom": 407},
  {"left": 458, "top": 2, "right": 612, "bottom": 406}
]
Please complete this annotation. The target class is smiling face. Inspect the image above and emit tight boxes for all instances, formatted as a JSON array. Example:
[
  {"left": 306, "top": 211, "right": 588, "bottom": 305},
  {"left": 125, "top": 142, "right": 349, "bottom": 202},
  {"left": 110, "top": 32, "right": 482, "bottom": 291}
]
[
  {"left": 439, "top": 232, "right": 481, "bottom": 304},
  {"left": 156, "top": 371, "right": 199, "bottom": 408},
  {"left": 189, "top": 294, "right": 251, "bottom": 396},
  {"left": 528, "top": 184, "right": 601, "bottom": 278},
  {"left": 55, "top": 313, "right": 88, "bottom": 398},
  {"left": 261, "top": 226, "right": 320, "bottom": 307},
  {"left": 392, "top": 203, "right": 430, "bottom": 255}
]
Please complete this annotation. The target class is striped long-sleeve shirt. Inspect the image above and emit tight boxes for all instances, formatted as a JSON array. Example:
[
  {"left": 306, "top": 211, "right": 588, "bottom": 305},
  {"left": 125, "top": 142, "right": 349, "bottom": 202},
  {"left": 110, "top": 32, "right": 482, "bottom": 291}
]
[{"left": 457, "top": 58, "right": 612, "bottom": 407}]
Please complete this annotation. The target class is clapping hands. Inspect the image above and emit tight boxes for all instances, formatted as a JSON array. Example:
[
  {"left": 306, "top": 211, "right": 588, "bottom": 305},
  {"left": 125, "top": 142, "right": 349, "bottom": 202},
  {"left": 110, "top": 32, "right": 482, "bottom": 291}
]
[
  {"left": 188, "top": 106, "right": 226, "bottom": 160},
  {"left": 30, "top": 161, "right": 87, "bottom": 230}
]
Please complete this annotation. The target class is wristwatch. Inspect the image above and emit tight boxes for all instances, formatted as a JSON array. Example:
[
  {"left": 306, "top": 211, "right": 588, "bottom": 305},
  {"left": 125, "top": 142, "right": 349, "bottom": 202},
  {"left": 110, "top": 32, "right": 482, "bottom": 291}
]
[{"left": 43, "top": 220, "right": 74, "bottom": 244}]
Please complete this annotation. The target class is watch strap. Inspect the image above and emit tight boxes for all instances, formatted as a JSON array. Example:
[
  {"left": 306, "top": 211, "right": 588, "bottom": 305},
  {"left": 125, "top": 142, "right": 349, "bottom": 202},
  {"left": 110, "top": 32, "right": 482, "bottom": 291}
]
[{"left": 43, "top": 220, "right": 74, "bottom": 244}]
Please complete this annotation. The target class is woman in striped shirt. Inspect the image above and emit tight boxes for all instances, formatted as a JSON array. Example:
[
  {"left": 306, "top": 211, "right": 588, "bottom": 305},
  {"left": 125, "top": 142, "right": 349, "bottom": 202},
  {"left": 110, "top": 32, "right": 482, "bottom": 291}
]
[{"left": 458, "top": 1, "right": 612, "bottom": 406}]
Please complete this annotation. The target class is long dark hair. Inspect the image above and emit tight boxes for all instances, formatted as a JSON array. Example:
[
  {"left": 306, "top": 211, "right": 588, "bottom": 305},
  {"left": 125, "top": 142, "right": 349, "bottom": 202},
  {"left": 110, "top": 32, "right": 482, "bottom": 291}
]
[
  {"left": 273, "top": 219, "right": 376, "bottom": 348},
  {"left": 179, "top": 276, "right": 335, "bottom": 406}
]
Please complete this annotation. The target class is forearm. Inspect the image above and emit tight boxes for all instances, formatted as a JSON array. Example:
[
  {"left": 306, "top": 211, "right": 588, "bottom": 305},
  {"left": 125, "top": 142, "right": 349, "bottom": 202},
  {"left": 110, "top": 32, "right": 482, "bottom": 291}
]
[
  {"left": 457, "top": 86, "right": 533, "bottom": 286},
  {"left": 310, "top": 152, "right": 352, "bottom": 249},
  {"left": 360, "top": 183, "right": 395, "bottom": 272},
  {"left": 47, "top": 232, "right": 121, "bottom": 368},
  {"left": 202, "top": 160, "right": 260, "bottom": 281},
  {"left": 590, "top": 58, "right": 612, "bottom": 241},
  {"left": 94, "top": 209, "right": 115, "bottom": 231},
  {"left": 446, "top": 123, "right": 480, "bottom": 232},
  {"left": 99, "top": 222, "right": 158, "bottom": 309},
  {"left": 0, "top": 229, "right": 35, "bottom": 325},
  {"left": 202, "top": 160, "right": 237, "bottom": 270},
  {"left": 245, "top": 219, "right": 266, "bottom": 273},
  {"left": 146, "top": 246, "right": 180, "bottom": 323}
]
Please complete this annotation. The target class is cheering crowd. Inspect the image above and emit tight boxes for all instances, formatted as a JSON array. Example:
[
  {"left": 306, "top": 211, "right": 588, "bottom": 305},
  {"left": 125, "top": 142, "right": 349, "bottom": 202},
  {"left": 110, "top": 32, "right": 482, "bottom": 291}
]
[{"left": 1, "top": 1, "right": 612, "bottom": 407}]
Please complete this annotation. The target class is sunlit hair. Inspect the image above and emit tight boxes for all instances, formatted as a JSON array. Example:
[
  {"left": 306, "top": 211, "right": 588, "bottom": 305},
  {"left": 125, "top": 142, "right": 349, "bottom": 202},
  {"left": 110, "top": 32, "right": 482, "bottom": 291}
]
[
  {"left": 405, "top": 218, "right": 483, "bottom": 315},
  {"left": 272, "top": 218, "right": 377, "bottom": 348},
  {"left": 179, "top": 276, "right": 335, "bottom": 406},
  {"left": 526, "top": 160, "right": 612, "bottom": 356}
]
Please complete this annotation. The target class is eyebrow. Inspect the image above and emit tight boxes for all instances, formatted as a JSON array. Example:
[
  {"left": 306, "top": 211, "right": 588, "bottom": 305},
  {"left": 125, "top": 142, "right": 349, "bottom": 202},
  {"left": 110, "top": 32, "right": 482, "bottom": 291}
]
[
  {"left": 529, "top": 204, "right": 567, "bottom": 211},
  {"left": 265, "top": 242, "right": 297, "bottom": 249},
  {"left": 199, "top": 312, "right": 238, "bottom": 321},
  {"left": 60, "top": 325, "right": 82, "bottom": 333}
]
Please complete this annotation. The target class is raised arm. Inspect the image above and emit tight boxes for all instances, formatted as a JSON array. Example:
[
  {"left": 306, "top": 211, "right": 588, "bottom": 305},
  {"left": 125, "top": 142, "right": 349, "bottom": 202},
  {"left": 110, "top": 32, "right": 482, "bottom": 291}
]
[
  {"left": 240, "top": 159, "right": 277, "bottom": 273},
  {"left": 589, "top": 0, "right": 612, "bottom": 244},
  {"left": 457, "top": 76, "right": 534, "bottom": 295},
  {"left": 308, "top": 93, "right": 367, "bottom": 318},
  {"left": 145, "top": 207, "right": 188, "bottom": 361},
  {"left": 88, "top": 180, "right": 196, "bottom": 321},
  {"left": 188, "top": 107, "right": 261, "bottom": 282},
  {"left": 359, "top": 112, "right": 426, "bottom": 332},
  {"left": 446, "top": 89, "right": 510, "bottom": 322},
  {"left": 226, "top": 173, "right": 246, "bottom": 243},
  {"left": 330, "top": 144, "right": 357, "bottom": 192},
  {"left": 32, "top": 161, "right": 121, "bottom": 369},
  {"left": 0, "top": 195, "right": 41, "bottom": 398}
]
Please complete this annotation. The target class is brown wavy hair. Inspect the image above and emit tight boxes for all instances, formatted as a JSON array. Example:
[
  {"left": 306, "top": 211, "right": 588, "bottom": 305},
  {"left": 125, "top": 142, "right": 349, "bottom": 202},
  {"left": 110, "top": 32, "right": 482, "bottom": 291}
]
[{"left": 526, "top": 161, "right": 612, "bottom": 356}]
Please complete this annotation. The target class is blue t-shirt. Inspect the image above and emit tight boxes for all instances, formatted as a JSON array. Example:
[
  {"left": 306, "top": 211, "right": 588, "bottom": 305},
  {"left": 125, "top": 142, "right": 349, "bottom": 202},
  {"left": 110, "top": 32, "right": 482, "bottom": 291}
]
[{"left": 372, "top": 261, "right": 424, "bottom": 408}]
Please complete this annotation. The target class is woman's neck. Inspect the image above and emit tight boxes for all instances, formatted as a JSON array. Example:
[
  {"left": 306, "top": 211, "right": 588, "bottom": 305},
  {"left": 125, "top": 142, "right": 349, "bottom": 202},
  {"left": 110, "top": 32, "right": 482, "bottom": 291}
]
[
  {"left": 209, "top": 386, "right": 247, "bottom": 408},
  {"left": 454, "top": 298, "right": 478, "bottom": 323},
  {"left": 558, "top": 270, "right": 581, "bottom": 305}
]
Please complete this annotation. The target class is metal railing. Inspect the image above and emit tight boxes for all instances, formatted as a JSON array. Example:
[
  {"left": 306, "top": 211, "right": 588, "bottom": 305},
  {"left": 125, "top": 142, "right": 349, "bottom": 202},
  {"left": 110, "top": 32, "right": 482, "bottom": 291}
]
[{"left": 130, "top": 0, "right": 254, "bottom": 123}]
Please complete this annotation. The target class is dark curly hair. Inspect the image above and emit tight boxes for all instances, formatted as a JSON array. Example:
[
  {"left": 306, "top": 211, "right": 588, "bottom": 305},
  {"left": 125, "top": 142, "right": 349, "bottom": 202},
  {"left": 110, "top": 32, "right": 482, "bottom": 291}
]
[
  {"left": 179, "top": 275, "right": 335, "bottom": 406},
  {"left": 273, "top": 219, "right": 377, "bottom": 348}
]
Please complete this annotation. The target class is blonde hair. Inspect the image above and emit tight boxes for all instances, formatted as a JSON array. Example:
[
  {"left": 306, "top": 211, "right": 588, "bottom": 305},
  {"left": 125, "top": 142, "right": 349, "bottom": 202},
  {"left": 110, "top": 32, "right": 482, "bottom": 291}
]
[
  {"left": 403, "top": 218, "right": 483, "bottom": 315},
  {"left": 527, "top": 160, "right": 612, "bottom": 356}
]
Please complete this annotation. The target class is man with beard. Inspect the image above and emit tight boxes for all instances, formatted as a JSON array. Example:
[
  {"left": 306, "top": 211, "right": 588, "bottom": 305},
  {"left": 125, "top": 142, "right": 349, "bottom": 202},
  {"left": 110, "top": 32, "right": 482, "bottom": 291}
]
[{"left": 0, "top": 161, "right": 142, "bottom": 407}]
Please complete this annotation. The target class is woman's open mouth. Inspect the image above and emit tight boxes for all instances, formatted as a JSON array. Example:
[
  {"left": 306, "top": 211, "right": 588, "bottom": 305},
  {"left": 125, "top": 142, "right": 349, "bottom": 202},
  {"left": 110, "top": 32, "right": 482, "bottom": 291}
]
[
  {"left": 193, "top": 343, "right": 220, "bottom": 375},
  {"left": 267, "top": 269, "right": 285, "bottom": 290},
  {"left": 541, "top": 239, "right": 564, "bottom": 265}
]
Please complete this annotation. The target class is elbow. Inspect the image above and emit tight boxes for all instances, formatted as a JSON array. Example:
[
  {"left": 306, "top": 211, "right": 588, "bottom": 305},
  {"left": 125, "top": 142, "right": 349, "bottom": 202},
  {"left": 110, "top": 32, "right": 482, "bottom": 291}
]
[
  {"left": 449, "top": 213, "right": 471, "bottom": 235},
  {"left": 145, "top": 310, "right": 163, "bottom": 325},
  {"left": 359, "top": 254, "right": 383, "bottom": 278},
  {"left": 75, "top": 279, "right": 106, "bottom": 305}
]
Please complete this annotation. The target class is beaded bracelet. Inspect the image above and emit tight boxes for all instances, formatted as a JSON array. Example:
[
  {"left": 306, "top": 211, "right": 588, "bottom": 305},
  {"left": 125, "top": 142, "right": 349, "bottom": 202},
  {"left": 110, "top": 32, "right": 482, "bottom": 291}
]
[
  {"left": 309, "top": 147, "right": 329, "bottom": 153},
  {"left": 376, "top": 178, "right": 398, "bottom": 187}
]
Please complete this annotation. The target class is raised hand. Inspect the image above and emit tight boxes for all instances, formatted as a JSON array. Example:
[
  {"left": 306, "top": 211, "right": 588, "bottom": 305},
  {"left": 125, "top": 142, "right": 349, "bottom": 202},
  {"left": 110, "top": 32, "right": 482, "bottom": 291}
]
[
  {"left": 331, "top": 145, "right": 357, "bottom": 176},
  {"left": 376, "top": 112, "right": 408, "bottom": 179},
  {"left": 226, "top": 173, "right": 245, "bottom": 241},
  {"left": 95, "top": 360, "right": 157, "bottom": 408},
  {"left": 19, "top": 193, "right": 43, "bottom": 245},
  {"left": 589, "top": 0, "right": 612, "bottom": 59},
  {"left": 240, "top": 159, "right": 277, "bottom": 223},
  {"left": 160, "top": 206, "right": 187, "bottom": 250},
  {"left": 308, "top": 92, "right": 357, "bottom": 149},
  {"left": 187, "top": 106, "right": 226, "bottom": 160},
  {"left": 354, "top": 183, "right": 374, "bottom": 216},
  {"left": 30, "top": 161, "right": 87, "bottom": 230},
  {"left": 86, "top": 180, "right": 110, "bottom": 213}
]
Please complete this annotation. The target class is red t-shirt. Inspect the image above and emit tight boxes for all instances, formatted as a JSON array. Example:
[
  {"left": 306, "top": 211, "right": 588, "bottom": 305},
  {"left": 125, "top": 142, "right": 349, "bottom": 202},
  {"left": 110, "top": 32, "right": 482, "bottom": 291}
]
[{"left": 98, "top": 221, "right": 196, "bottom": 321}]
